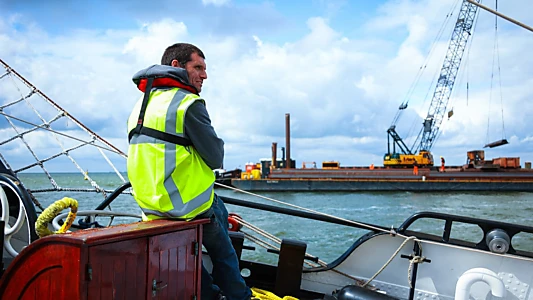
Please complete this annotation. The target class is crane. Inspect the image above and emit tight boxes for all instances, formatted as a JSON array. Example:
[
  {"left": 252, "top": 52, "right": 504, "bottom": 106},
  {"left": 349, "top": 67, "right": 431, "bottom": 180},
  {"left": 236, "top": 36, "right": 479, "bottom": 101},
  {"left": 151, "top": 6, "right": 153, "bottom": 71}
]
[{"left": 384, "top": 0, "right": 481, "bottom": 167}]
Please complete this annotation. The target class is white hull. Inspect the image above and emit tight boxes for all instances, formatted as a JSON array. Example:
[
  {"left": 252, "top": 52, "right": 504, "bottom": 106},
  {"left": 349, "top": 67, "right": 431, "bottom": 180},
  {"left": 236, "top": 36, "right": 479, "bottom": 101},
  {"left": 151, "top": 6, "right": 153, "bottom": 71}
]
[{"left": 301, "top": 233, "right": 533, "bottom": 299}]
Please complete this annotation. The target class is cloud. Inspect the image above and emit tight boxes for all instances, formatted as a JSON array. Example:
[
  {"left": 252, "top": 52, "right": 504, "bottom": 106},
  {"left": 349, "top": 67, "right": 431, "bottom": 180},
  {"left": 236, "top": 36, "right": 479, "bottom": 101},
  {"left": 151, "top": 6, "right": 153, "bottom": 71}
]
[
  {"left": 1, "top": 0, "right": 532, "bottom": 173},
  {"left": 202, "top": 0, "right": 230, "bottom": 7},
  {"left": 123, "top": 19, "right": 189, "bottom": 66}
]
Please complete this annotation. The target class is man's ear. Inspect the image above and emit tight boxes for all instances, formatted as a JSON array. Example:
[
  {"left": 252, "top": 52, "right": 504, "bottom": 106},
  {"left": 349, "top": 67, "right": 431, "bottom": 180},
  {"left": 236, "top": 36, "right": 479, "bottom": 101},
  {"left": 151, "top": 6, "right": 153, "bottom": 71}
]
[{"left": 171, "top": 60, "right": 181, "bottom": 68}]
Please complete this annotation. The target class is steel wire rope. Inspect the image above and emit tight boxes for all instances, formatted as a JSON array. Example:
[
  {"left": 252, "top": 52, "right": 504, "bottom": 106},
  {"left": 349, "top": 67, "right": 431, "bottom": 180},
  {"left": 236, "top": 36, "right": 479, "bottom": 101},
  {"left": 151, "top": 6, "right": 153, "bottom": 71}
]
[
  {"left": 1, "top": 78, "right": 72, "bottom": 190},
  {"left": 3, "top": 75, "right": 106, "bottom": 197},
  {"left": 236, "top": 216, "right": 283, "bottom": 244},
  {"left": 234, "top": 217, "right": 323, "bottom": 268},
  {"left": 0, "top": 112, "right": 125, "bottom": 156},
  {"left": 242, "top": 231, "right": 279, "bottom": 250},
  {"left": 485, "top": 0, "right": 506, "bottom": 145},
  {"left": 219, "top": 183, "right": 426, "bottom": 286},
  {"left": 0, "top": 111, "right": 63, "bottom": 146},
  {"left": 0, "top": 108, "right": 107, "bottom": 196},
  {"left": 496, "top": 43, "right": 506, "bottom": 141},
  {"left": 2, "top": 74, "right": 60, "bottom": 190},
  {"left": 393, "top": 3, "right": 459, "bottom": 154},
  {"left": 432, "top": 2, "right": 481, "bottom": 146},
  {"left": 411, "top": 0, "right": 481, "bottom": 153},
  {"left": 218, "top": 182, "right": 533, "bottom": 265},
  {"left": 392, "top": 0, "right": 461, "bottom": 127},
  {"left": 28, "top": 188, "right": 132, "bottom": 194},
  {"left": 0, "top": 60, "right": 127, "bottom": 203},
  {"left": 485, "top": 0, "right": 503, "bottom": 144},
  {"left": 0, "top": 59, "right": 126, "bottom": 157},
  {"left": 408, "top": 55, "right": 443, "bottom": 152},
  {"left": 218, "top": 182, "right": 391, "bottom": 235},
  {"left": 240, "top": 231, "right": 321, "bottom": 268},
  {"left": 15, "top": 140, "right": 94, "bottom": 173}
]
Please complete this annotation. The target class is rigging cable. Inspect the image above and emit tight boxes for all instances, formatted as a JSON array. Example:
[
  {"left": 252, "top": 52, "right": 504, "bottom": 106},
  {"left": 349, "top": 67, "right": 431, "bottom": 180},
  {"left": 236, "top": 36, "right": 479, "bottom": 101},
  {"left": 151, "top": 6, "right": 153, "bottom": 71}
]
[
  {"left": 485, "top": 0, "right": 506, "bottom": 144},
  {"left": 413, "top": 0, "right": 484, "bottom": 152},
  {"left": 433, "top": 1, "right": 482, "bottom": 145},
  {"left": 217, "top": 182, "right": 533, "bottom": 265},
  {"left": 407, "top": 1, "right": 464, "bottom": 152},
  {"left": 495, "top": 0, "right": 507, "bottom": 141},
  {"left": 0, "top": 60, "right": 129, "bottom": 211},
  {"left": 391, "top": 0, "right": 461, "bottom": 127}
]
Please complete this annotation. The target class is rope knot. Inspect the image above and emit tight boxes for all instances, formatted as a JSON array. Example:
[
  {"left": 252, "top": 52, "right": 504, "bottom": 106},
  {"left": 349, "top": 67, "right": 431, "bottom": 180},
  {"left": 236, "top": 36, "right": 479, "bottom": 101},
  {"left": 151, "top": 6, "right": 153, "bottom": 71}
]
[
  {"left": 411, "top": 255, "right": 425, "bottom": 264},
  {"left": 389, "top": 226, "right": 397, "bottom": 236}
]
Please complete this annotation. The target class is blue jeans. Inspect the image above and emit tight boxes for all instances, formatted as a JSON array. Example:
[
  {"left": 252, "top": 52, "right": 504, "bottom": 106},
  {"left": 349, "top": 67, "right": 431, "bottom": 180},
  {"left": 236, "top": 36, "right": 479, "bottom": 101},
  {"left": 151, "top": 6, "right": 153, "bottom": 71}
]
[{"left": 200, "top": 194, "right": 251, "bottom": 300}]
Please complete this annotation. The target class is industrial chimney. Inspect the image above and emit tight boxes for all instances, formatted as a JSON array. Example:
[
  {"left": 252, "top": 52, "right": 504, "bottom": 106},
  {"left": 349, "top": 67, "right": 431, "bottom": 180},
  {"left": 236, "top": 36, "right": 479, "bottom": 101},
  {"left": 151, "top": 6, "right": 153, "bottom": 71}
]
[{"left": 285, "top": 113, "right": 291, "bottom": 169}]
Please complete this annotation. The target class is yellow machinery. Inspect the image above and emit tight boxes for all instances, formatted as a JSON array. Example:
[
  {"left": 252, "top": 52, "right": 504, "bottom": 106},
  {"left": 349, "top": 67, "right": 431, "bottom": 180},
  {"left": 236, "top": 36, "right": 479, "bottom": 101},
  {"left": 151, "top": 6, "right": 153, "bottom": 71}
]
[{"left": 383, "top": 150, "right": 434, "bottom": 167}]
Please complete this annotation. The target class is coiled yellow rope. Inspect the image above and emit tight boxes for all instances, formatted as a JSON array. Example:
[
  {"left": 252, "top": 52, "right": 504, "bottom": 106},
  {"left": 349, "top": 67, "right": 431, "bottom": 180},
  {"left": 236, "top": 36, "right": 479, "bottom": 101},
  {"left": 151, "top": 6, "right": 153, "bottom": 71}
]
[
  {"left": 35, "top": 197, "right": 78, "bottom": 238},
  {"left": 251, "top": 287, "right": 299, "bottom": 300}
]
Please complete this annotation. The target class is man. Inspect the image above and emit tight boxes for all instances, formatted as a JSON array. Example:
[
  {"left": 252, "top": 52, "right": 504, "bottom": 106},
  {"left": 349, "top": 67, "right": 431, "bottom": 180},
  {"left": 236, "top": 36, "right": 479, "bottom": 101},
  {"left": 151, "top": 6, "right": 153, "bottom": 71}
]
[
  {"left": 440, "top": 156, "right": 445, "bottom": 173},
  {"left": 127, "top": 43, "right": 251, "bottom": 300}
]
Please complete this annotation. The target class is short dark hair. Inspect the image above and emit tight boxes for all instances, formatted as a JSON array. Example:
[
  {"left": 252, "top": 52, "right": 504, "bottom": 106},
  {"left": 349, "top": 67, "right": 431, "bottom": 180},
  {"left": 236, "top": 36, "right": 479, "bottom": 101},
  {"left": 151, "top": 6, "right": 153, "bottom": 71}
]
[{"left": 161, "top": 43, "right": 205, "bottom": 66}]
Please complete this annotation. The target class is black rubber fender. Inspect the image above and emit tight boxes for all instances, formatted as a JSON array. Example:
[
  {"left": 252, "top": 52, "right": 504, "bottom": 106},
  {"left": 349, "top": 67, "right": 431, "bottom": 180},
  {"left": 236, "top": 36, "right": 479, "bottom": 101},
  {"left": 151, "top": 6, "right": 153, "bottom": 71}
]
[
  {"left": 0, "top": 173, "right": 39, "bottom": 243},
  {"left": 336, "top": 285, "right": 398, "bottom": 300}
]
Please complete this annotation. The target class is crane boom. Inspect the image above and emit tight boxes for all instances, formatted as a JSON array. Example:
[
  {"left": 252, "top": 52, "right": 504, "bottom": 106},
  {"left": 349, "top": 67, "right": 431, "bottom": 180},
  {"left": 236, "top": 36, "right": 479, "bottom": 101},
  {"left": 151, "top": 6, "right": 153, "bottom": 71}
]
[
  {"left": 384, "top": 0, "right": 480, "bottom": 167},
  {"left": 414, "top": 0, "right": 480, "bottom": 152}
]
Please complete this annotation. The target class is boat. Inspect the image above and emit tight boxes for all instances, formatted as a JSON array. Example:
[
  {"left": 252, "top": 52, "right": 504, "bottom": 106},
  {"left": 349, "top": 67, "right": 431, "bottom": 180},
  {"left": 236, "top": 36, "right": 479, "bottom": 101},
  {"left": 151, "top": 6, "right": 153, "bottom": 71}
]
[
  {"left": 224, "top": 0, "right": 533, "bottom": 193},
  {"left": 2, "top": 58, "right": 533, "bottom": 300},
  {"left": 227, "top": 120, "right": 533, "bottom": 192},
  {"left": 230, "top": 166, "right": 533, "bottom": 192},
  {"left": 2, "top": 1, "right": 533, "bottom": 299}
]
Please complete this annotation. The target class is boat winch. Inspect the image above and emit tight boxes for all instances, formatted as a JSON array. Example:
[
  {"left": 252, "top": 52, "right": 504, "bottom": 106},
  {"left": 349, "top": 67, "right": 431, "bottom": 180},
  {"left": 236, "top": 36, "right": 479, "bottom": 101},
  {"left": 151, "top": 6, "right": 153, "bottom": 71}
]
[{"left": 486, "top": 228, "right": 510, "bottom": 254}]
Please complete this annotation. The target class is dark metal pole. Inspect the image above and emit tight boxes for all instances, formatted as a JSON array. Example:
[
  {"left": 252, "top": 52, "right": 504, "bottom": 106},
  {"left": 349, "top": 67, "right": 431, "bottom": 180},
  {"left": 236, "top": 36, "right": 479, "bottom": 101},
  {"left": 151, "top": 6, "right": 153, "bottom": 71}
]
[
  {"left": 272, "top": 142, "right": 277, "bottom": 169},
  {"left": 94, "top": 182, "right": 132, "bottom": 210},
  {"left": 285, "top": 113, "right": 291, "bottom": 169},
  {"left": 220, "top": 196, "right": 388, "bottom": 232},
  {"left": 466, "top": 0, "right": 533, "bottom": 33},
  {"left": 407, "top": 242, "right": 421, "bottom": 300}
]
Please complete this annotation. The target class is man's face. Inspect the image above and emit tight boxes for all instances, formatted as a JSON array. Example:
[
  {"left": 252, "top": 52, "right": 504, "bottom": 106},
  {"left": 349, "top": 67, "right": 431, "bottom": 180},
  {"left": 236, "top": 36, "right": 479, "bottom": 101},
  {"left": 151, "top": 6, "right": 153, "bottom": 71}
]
[{"left": 183, "top": 52, "right": 207, "bottom": 93}]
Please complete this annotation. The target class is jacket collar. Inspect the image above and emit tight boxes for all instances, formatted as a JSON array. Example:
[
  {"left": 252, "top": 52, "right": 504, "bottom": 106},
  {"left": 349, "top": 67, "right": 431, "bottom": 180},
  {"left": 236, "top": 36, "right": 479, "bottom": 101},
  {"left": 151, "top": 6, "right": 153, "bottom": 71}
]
[{"left": 132, "top": 65, "right": 199, "bottom": 95}]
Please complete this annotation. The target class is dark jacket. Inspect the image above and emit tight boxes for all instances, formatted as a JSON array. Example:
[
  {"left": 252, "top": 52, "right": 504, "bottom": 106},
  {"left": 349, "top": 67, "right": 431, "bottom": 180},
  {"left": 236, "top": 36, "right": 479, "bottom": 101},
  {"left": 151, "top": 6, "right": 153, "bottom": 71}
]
[{"left": 132, "top": 65, "right": 224, "bottom": 169}]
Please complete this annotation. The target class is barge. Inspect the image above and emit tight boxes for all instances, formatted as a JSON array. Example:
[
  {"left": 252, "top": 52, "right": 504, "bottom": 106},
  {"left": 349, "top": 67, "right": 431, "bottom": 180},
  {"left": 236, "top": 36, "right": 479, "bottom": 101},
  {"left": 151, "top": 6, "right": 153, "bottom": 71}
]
[
  {"left": 225, "top": 152, "right": 533, "bottom": 192},
  {"left": 222, "top": 113, "right": 533, "bottom": 192},
  {"left": 230, "top": 167, "right": 533, "bottom": 192}
]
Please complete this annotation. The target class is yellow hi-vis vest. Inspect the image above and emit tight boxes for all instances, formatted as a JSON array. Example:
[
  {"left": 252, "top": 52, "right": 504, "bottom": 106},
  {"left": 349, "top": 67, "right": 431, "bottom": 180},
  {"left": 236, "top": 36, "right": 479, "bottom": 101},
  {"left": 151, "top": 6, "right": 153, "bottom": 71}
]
[{"left": 127, "top": 87, "right": 214, "bottom": 221}]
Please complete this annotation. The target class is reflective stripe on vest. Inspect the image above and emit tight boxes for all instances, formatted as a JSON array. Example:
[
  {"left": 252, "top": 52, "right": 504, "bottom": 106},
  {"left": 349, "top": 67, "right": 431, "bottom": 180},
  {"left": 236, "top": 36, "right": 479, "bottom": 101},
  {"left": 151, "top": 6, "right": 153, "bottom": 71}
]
[{"left": 127, "top": 87, "right": 214, "bottom": 220}]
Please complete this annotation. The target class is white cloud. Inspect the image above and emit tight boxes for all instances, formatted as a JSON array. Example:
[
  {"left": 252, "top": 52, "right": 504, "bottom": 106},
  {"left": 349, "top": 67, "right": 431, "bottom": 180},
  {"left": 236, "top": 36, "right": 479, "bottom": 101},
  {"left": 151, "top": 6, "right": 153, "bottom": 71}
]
[
  {"left": 202, "top": 0, "right": 230, "bottom": 7},
  {"left": 1, "top": 0, "right": 532, "bottom": 173},
  {"left": 123, "top": 19, "right": 189, "bottom": 66}
]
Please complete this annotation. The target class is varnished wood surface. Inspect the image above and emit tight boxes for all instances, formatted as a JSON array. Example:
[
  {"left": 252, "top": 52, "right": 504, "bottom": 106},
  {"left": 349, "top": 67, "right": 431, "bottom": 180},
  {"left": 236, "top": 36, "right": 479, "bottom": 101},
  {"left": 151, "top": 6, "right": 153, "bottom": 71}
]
[{"left": 0, "top": 219, "right": 207, "bottom": 299}]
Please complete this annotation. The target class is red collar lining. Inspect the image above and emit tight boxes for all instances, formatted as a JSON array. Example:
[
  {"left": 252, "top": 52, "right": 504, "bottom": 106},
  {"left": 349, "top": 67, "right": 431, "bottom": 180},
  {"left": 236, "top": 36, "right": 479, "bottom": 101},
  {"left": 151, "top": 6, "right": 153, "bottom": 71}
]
[{"left": 137, "top": 77, "right": 198, "bottom": 95}]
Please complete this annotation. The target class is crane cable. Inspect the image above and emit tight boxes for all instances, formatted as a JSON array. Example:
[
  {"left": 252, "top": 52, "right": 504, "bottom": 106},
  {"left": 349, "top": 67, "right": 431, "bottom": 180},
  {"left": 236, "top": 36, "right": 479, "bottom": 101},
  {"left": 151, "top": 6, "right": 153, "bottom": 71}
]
[
  {"left": 485, "top": 0, "right": 507, "bottom": 145},
  {"left": 405, "top": 0, "right": 463, "bottom": 151},
  {"left": 433, "top": 1, "right": 482, "bottom": 146},
  {"left": 391, "top": 0, "right": 461, "bottom": 127}
]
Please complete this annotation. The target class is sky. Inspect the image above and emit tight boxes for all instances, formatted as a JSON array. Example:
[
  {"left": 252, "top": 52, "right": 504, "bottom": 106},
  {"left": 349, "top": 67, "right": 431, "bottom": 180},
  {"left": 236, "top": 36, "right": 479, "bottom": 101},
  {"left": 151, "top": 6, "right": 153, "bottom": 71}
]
[{"left": 1, "top": 0, "right": 532, "bottom": 172}]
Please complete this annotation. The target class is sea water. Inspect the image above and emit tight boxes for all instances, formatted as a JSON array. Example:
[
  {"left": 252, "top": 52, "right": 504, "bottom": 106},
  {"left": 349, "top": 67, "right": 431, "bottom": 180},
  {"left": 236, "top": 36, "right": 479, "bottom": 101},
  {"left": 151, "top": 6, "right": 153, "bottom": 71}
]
[{"left": 17, "top": 173, "right": 533, "bottom": 264}]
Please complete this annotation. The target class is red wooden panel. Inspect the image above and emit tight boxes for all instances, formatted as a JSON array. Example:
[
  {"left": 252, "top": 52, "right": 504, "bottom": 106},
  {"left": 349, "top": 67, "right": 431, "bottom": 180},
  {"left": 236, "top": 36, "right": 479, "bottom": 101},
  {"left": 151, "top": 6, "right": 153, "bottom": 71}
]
[
  {"left": 0, "top": 242, "right": 81, "bottom": 299},
  {"left": 148, "top": 228, "right": 199, "bottom": 300},
  {"left": 18, "top": 267, "right": 64, "bottom": 300},
  {"left": 63, "top": 219, "right": 208, "bottom": 246},
  {"left": 87, "top": 237, "right": 147, "bottom": 300},
  {"left": 112, "top": 257, "right": 126, "bottom": 298},
  {"left": 0, "top": 219, "right": 206, "bottom": 300},
  {"left": 195, "top": 225, "right": 203, "bottom": 300}
]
